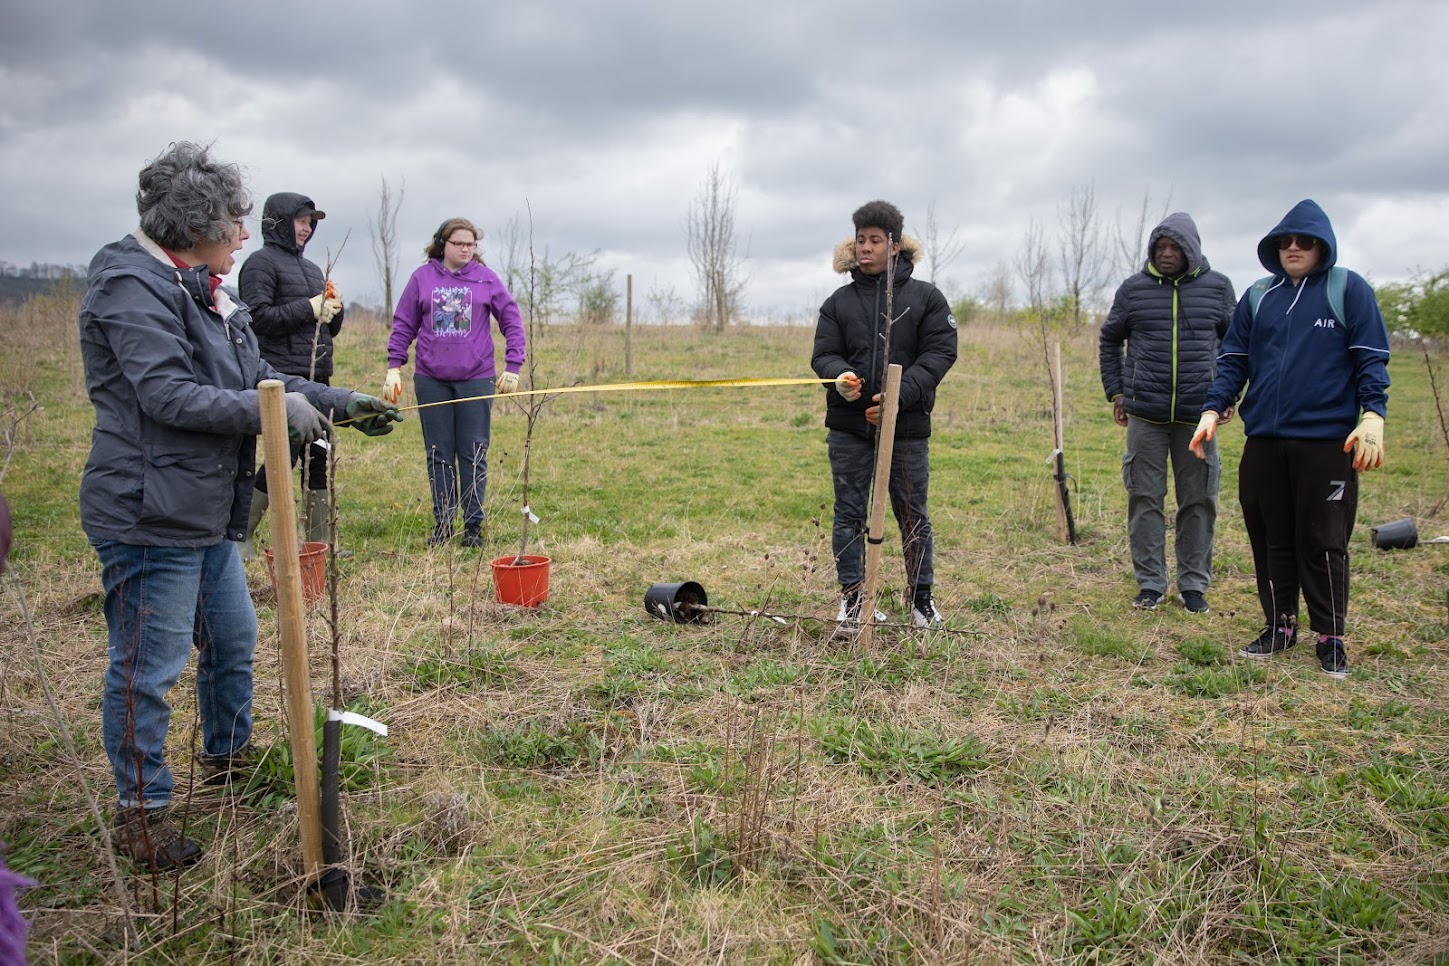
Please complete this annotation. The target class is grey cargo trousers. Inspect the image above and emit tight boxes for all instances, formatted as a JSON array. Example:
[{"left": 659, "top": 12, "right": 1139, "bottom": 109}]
[{"left": 1122, "top": 416, "right": 1220, "bottom": 596}]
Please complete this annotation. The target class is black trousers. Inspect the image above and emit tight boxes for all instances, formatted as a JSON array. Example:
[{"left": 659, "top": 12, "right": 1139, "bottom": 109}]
[
  {"left": 1239, "top": 437, "right": 1357, "bottom": 637},
  {"left": 256, "top": 375, "right": 332, "bottom": 494}
]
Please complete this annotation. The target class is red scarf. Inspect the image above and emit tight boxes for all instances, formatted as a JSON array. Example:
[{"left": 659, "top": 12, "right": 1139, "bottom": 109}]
[{"left": 161, "top": 248, "right": 223, "bottom": 299}]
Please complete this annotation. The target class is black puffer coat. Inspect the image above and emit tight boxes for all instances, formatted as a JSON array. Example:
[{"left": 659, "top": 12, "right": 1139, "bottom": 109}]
[
  {"left": 812, "top": 236, "right": 958, "bottom": 439},
  {"left": 1098, "top": 212, "right": 1236, "bottom": 424},
  {"left": 238, "top": 192, "right": 342, "bottom": 379}
]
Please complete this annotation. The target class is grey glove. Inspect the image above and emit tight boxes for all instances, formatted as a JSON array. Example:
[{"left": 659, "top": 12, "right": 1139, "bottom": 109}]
[{"left": 283, "top": 391, "right": 331, "bottom": 444}]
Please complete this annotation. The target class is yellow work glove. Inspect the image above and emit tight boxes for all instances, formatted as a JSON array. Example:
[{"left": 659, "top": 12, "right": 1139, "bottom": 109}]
[
  {"left": 308, "top": 293, "right": 326, "bottom": 320},
  {"left": 496, "top": 371, "right": 520, "bottom": 394},
  {"left": 1188, "top": 411, "right": 1219, "bottom": 459},
  {"left": 320, "top": 297, "right": 342, "bottom": 323},
  {"left": 834, "top": 371, "right": 862, "bottom": 401},
  {"left": 1344, "top": 412, "right": 1385, "bottom": 471},
  {"left": 382, "top": 367, "right": 403, "bottom": 405}
]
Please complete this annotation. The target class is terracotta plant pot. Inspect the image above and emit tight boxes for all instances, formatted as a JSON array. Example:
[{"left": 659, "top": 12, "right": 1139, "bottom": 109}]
[
  {"left": 265, "top": 541, "right": 329, "bottom": 604},
  {"left": 491, "top": 554, "right": 551, "bottom": 608}
]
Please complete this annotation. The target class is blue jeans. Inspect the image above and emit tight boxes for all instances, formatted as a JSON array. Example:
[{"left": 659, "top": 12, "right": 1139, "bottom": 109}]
[
  {"left": 414, "top": 374, "right": 494, "bottom": 528},
  {"left": 827, "top": 430, "right": 934, "bottom": 588},
  {"left": 92, "top": 538, "right": 257, "bottom": 809}
]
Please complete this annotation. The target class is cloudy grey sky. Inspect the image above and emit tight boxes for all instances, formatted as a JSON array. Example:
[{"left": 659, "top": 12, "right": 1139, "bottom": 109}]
[{"left": 3, "top": 1, "right": 1446, "bottom": 321}]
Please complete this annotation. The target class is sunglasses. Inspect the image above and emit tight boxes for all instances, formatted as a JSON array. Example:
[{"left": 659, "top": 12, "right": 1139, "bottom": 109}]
[{"left": 1277, "top": 234, "right": 1318, "bottom": 251}]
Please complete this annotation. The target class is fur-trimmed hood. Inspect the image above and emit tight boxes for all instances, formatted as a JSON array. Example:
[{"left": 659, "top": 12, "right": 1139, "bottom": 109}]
[{"left": 832, "top": 234, "right": 923, "bottom": 274}]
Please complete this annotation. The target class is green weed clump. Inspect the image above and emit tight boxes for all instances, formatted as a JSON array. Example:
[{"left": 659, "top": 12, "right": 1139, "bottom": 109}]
[
  {"left": 243, "top": 701, "right": 393, "bottom": 809},
  {"left": 817, "top": 717, "right": 994, "bottom": 786}
]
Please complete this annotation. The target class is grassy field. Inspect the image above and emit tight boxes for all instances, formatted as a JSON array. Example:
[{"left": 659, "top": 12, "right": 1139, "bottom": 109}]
[{"left": 1, "top": 291, "right": 1447, "bottom": 965}]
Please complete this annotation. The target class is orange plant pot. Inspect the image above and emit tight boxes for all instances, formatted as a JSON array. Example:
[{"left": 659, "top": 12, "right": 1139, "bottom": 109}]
[
  {"left": 265, "top": 541, "right": 329, "bottom": 604},
  {"left": 490, "top": 554, "right": 551, "bottom": 608}
]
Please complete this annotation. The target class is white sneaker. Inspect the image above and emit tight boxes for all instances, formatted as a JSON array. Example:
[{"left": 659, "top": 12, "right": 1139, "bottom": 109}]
[
  {"left": 911, "top": 595, "right": 943, "bottom": 629},
  {"left": 833, "top": 594, "right": 887, "bottom": 639}
]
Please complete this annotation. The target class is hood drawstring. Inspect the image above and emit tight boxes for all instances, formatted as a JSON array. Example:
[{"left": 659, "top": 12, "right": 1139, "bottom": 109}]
[{"left": 1285, "top": 280, "right": 1306, "bottom": 315}]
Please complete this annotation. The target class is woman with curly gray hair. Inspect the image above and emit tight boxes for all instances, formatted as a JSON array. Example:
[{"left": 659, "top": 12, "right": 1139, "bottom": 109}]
[{"left": 78, "top": 141, "right": 401, "bottom": 871}]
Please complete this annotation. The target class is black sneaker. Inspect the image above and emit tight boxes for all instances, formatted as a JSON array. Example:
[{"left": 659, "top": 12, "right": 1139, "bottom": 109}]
[
  {"left": 1132, "top": 589, "right": 1165, "bottom": 610},
  {"left": 112, "top": 806, "right": 203, "bottom": 872},
  {"left": 1316, "top": 636, "right": 1350, "bottom": 679},
  {"left": 911, "top": 593, "right": 943, "bottom": 629},
  {"left": 461, "top": 523, "right": 483, "bottom": 548},
  {"left": 1178, "top": 591, "right": 1210, "bottom": 614},
  {"left": 1240, "top": 625, "right": 1296, "bottom": 659}
]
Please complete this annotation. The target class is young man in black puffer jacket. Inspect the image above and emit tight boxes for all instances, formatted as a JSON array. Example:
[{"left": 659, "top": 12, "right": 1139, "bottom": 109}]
[
  {"left": 238, "top": 192, "right": 344, "bottom": 557},
  {"left": 811, "top": 200, "right": 958, "bottom": 635}
]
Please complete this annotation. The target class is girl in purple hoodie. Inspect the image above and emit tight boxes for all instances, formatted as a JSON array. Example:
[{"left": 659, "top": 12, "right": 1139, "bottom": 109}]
[{"left": 384, "top": 218, "right": 526, "bottom": 547}]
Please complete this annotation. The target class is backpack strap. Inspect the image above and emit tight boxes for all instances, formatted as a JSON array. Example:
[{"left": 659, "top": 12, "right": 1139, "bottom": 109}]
[
  {"left": 1325, "top": 265, "right": 1347, "bottom": 325},
  {"left": 1248, "top": 276, "right": 1275, "bottom": 319},
  {"left": 1249, "top": 266, "right": 1349, "bottom": 322}
]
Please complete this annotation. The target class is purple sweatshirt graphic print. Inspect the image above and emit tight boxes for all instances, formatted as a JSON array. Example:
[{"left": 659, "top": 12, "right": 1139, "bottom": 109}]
[{"left": 388, "top": 259, "right": 525, "bottom": 382}]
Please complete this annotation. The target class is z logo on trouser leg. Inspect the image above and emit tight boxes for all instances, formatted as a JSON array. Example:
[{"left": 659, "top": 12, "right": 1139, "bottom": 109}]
[{"left": 1327, "top": 480, "right": 1346, "bottom": 501}]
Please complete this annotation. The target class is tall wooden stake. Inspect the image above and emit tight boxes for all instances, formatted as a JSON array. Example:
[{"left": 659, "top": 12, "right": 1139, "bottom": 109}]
[
  {"left": 625, "top": 273, "right": 633, "bottom": 376},
  {"left": 257, "top": 380, "right": 324, "bottom": 881},
  {"left": 1049, "top": 343, "right": 1077, "bottom": 544},
  {"left": 858, "top": 363, "right": 903, "bottom": 649}
]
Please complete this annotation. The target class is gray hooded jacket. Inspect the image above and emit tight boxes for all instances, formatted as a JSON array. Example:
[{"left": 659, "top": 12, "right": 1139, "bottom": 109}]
[
  {"left": 79, "top": 231, "right": 354, "bottom": 546},
  {"left": 1098, "top": 212, "right": 1237, "bottom": 424}
]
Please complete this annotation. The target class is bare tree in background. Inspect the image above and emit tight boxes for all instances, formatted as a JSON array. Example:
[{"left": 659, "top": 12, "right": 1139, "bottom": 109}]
[
  {"left": 685, "top": 162, "right": 746, "bottom": 333},
  {"left": 368, "top": 176, "right": 404, "bottom": 320},
  {"left": 922, "top": 200, "right": 966, "bottom": 291},
  {"left": 493, "top": 213, "right": 528, "bottom": 295},
  {"left": 1017, "top": 219, "right": 1053, "bottom": 322},
  {"left": 647, "top": 284, "right": 688, "bottom": 325},
  {"left": 981, "top": 261, "right": 1013, "bottom": 325},
  {"left": 1113, "top": 186, "right": 1173, "bottom": 277},
  {"left": 1057, "top": 182, "right": 1107, "bottom": 333}
]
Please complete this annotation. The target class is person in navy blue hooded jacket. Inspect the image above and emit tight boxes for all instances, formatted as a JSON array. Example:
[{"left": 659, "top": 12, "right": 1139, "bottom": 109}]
[{"left": 1189, "top": 199, "right": 1389, "bottom": 679}]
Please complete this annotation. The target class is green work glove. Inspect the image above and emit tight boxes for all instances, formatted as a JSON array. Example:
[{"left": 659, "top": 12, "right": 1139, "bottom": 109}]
[
  {"left": 345, "top": 393, "right": 403, "bottom": 437},
  {"left": 284, "top": 391, "right": 331, "bottom": 444}
]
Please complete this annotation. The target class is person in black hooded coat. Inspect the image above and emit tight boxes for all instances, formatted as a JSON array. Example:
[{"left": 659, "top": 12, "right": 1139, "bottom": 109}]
[
  {"left": 811, "top": 200, "right": 957, "bottom": 635},
  {"left": 237, "top": 192, "right": 345, "bottom": 555},
  {"left": 1099, "top": 212, "right": 1236, "bottom": 615}
]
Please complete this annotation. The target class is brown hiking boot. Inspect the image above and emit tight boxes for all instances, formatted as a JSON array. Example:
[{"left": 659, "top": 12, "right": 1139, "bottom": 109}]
[
  {"left": 112, "top": 806, "right": 203, "bottom": 871},
  {"left": 199, "top": 743, "right": 262, "bottom": 787}
]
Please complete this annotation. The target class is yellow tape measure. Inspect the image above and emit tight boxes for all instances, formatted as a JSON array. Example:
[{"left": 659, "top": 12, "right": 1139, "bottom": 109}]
[{"left": 337, "top": 376, "right": 834, "bottom": 425}]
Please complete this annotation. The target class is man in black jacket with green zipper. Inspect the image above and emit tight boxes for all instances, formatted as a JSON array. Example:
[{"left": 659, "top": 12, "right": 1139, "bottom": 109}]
[
  {"left": 1099, "top": 212, "right": 1236, "bottom": 614},
  {"left": 812, "top": 200, "right": 958, "bottom": 635}
]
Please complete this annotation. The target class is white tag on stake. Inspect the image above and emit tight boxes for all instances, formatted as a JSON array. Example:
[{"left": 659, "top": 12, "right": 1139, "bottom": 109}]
[
  {"left": 521, "top": 505, "right": 540, "bottom": 524},
  {"left": 328, "top": 708, "right": 388, "bottom": 736}
]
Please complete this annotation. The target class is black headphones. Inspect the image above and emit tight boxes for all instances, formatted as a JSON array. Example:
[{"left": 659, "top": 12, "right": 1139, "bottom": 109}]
[{"left": 432, "top": 221, "right": 449, "bottom": 254}]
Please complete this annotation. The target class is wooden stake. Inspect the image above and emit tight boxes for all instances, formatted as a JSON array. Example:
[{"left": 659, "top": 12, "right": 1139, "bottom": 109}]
[
  {"left": 858, "top": 363, "right": 903, "bottom": 649},
  {"left": 257, "top": 380, "right": 324, "bottom": 880},
  {"left": 1049, "top": 343, "right": 1077, "bottom": 544},
  {"left": 625, "top": 273, "right": 633, "bottom": 376}
]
